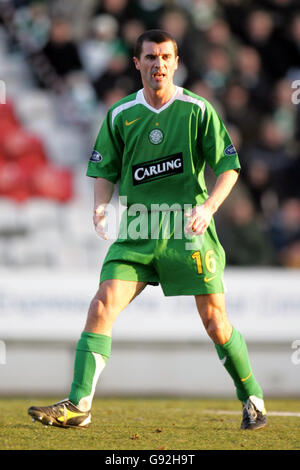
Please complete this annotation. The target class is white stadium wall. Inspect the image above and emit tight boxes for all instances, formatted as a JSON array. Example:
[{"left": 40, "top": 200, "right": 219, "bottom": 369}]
[{"left": 0, "top": 268, "right": 300, "bottom": 397}]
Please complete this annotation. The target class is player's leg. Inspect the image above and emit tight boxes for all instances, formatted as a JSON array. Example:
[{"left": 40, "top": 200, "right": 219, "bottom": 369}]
[
  {"left": 83, "top": 278, "right": 147, "bottom": 335},
  {"left": 195, "top": 293, "right": 267, "bottom": 430},
  {"left": 195, "top": 292, "right": 232, "bottom": 344},
  {"left": 28, "top": 279, "right": 146, "bottom": 428},
  {"left": 61, "top": 233, "right": 157, "bottom": 424},
  {"left": 68, "top": 279, "right": 146, "bottom": 411}
]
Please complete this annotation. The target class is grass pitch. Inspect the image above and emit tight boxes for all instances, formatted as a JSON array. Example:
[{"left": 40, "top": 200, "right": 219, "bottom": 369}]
[{"left": 1, "top": 397, "right": 300, "bottom": 450}]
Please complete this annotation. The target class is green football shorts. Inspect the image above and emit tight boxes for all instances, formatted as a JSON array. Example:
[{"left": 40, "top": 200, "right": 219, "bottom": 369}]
[{"left": 100, "top": 210, "right": 225, "bottom": 296}]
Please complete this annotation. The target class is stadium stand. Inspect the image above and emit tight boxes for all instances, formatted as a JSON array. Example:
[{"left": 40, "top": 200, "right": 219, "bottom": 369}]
[{"left": 0, "top": 0, "right": 299, "bottom": 269}]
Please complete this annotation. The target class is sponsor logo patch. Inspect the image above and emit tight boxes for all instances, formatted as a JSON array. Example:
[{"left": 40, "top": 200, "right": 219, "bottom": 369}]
[
  {"left": 224, "top": 144, "right": 237, "bottom": 156},
  {"left": 89, "top": 150, "right": 103, "bottom": 162},
  {"left": 132, "top": 153, "right": 183, "bottom": 185}
]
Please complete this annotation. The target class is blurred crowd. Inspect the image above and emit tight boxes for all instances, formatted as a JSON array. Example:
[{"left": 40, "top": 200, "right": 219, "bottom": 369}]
[{"left": 0, "top": 0, "right": 300, "bottom": 268}]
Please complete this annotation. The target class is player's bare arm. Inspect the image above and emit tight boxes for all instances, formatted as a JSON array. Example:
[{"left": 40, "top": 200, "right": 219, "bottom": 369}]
[
  {"left": 93, "top": 177, "right": 115, "bottom": 240},
  {"left": 185, "top": 169, "right": 239, "bottom": 236}
]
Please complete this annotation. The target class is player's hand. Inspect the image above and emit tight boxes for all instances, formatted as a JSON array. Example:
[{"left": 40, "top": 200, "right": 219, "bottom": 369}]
[
  {"left": 184, "top": 204, "right": 213, "bottom": 236},
  {"left": 93, "top": 206, "right": 108, "bottom": 240}
]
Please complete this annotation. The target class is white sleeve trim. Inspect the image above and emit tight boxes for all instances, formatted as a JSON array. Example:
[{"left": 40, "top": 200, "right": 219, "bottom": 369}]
[
  {"left": 176, "top": 90, "right": 206, "bottom": 121},
  {"left": 111, "top": 96, "right": 140, "bottom": 127}
]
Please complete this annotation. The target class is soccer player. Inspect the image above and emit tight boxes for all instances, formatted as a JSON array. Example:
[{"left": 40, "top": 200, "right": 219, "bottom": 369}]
[{"left": 28, "top": 30, "right": 267, "bottom": 430}]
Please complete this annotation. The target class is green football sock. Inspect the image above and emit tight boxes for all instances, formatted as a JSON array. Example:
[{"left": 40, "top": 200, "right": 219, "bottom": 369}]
[
  {"left": 214, "top": 327, "right": 263, "bottom": 402},
  {"left": 69, "top": 332, "right": 112, "bottom": 411}
]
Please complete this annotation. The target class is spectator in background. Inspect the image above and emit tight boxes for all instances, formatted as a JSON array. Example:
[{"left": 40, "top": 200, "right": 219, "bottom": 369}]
[
  {"left": 288, "top": 12, "right": 300, "bottom": 70},
  {"left": 271, "top": 78, "right": 299, "bottom": 154},
  {"left": 92, "top": 0, "right": 132, "bottom": 34},
  {"left": 42, "top": 18, "right": 83, "bottom": 79},
  {"left": 89, "top": 83, "right": 130, "bottom": 141},
  {"left": 204, "top": 17, "right": 239, "bottom": 60},
  {"left": 13, "top": 1, "right": 50, "bottom": 51},
  {"left": 129, "top": 0, "right": 166, "bottom": 30},
  {"left": 79, "top": 14, "right": 120, "bottom": 82},
  {"left": 272, "top": 7, "right": 300, "bottom": 80},
  {"left": 159, "top": 7, "right": 203, "bottom": 85},
  {"left": 256, "top": 0, "right": 296, "bottom": 18},
  {"left": 243, "top": 159, "right": 273, "bottom": 216},
  {"left": 269, "top": 198, "right": 300, "bottom": 266},
  {"left": 120, "top": 17, "right": 146, "bottom": 55},
  {"left": 234, "top": 45, "right": 272, "bottom": 113},
  {"left": 92, "top": 50, "right": 131, "bottom": 100},
  {"left": 279, "top": 241, "right": 300, "bottom": 268},
  {"left": 88, "top": 1, "right": 138, "bottom": 99},
  {"left": 119, "top": 17, "right": 146, "bottom": 91},
  {"left": 219, "top": 197, "right": 275, "bottom": 266},
  {"left": 187, "top": 78, "right": 221, "bottom": 111},
  {"left": 59, "top": 71, "right": 98, "bottom": 127},
  {"left": 178, "top": 0, "right": 220, "bottom": 33},
  {"left": 243, "top": 9, "right": 291, "bottom": 82},
  {"left": 202, "top": 46, "right": 232, "bottom": 96},
  {"left": 218, "top": 0, "right": 248, "bottom": 39},
  {"left": 222, "top": 82, "right": 261, "bottom": 147},
  {"left": 242, "top": 118, "right": 292, "bottom": 213}
]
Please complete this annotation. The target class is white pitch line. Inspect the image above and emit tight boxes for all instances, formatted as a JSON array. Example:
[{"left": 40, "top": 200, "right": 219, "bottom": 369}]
[{"left": 205, "top": 410, "right": 300, "bottom": 417}]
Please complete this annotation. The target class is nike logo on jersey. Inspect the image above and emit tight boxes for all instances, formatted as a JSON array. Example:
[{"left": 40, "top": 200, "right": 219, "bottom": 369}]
[
  {"left": 203, "top": 275, "right": 217, "bottom": 283},
  {"left": 125, "top": 118, "right": 141, "bottom": 126}
]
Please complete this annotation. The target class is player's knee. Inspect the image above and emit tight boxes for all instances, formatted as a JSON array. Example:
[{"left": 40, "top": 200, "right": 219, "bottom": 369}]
[
  {"left": 203, "top": 309, "right": 231, "bottom": 344},
  {"left": 206, "top": 319, "right": 225, "bottom": 343},
  {"left": 88, "top": 297, "right": 114, "bottom": 324}
]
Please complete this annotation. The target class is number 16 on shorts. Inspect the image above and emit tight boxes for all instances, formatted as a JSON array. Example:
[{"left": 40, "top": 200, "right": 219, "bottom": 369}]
[{"left": 192, "top": 249, "right": 218, "bottom": 283}]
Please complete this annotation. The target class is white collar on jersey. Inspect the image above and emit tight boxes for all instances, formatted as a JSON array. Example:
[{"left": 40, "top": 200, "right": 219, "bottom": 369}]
[
  {"left": 111, "top": 86, "right": 206, "bottom": 127},
  {"left": 137, "top": 86, "right": 182, "bottom": 114}
]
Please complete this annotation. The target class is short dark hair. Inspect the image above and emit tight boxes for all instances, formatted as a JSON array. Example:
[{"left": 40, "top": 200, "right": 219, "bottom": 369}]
[{"left": 134, "top": 29, "right": 178, "bottom": 58}]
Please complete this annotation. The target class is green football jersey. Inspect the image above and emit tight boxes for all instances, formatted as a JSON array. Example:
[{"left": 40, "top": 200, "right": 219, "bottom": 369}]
[{"left": 87, "top": 86, "right": 240, "bottom": 209}]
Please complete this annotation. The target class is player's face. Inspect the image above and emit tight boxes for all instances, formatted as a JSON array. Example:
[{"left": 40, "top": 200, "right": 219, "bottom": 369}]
[{"left": 133, "top": 41, "right": 179, "bottom": 92}]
